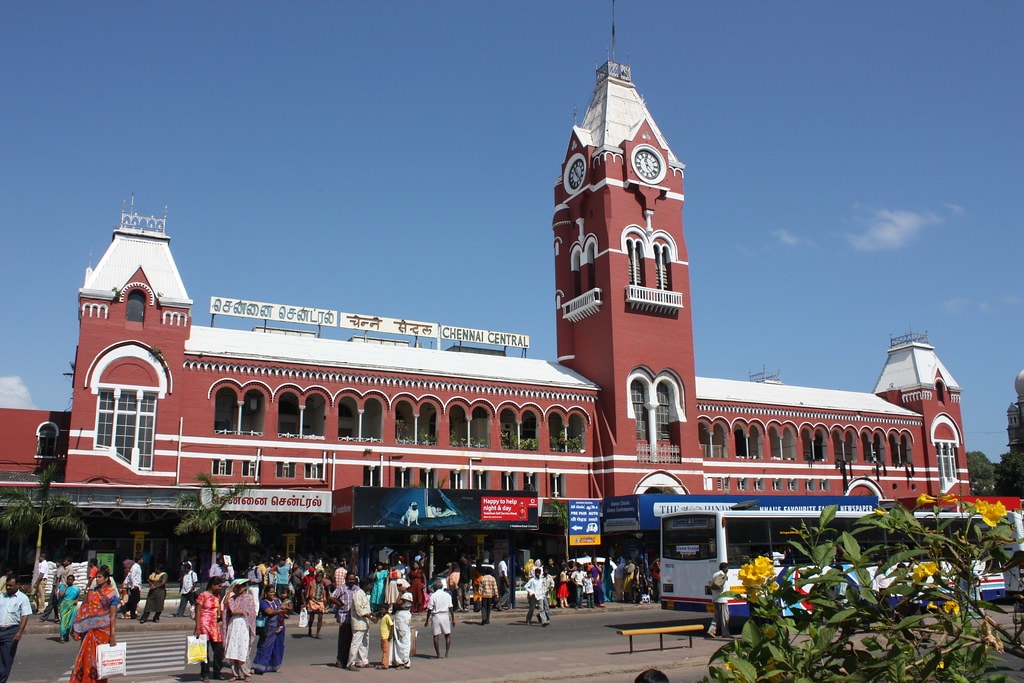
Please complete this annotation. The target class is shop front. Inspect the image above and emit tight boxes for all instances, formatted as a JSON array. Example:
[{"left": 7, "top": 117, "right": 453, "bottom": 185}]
[{"left": 331, "top": 487, "right": 538, "bottom": 588}]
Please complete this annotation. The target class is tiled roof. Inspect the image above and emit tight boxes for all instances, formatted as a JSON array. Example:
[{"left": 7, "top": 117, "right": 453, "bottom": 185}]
[
  {"left": 80, "top": 229, "right": 191, "bottom": 305},
  {"left": 696, "top": 377, "right": 919, "bottom": 417}
]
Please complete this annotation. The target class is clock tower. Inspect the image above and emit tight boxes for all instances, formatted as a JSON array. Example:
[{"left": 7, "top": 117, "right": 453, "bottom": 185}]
[{"left": 553, "top": 61, "right": 700, "bottom": 496}]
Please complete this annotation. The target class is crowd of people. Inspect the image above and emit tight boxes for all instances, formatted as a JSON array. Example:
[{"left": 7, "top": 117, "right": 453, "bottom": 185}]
[{"left": 0, "top": 545, "right": 665, "bottom": 682}]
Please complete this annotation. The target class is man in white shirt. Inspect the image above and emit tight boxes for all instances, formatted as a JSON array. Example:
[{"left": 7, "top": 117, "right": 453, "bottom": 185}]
[
  {"left": 119, "top": 557, "right": 143, "bottom": 619},
  {"left": 524, "top": 567, "right": 549, "bottom": 626},
  {"left": 30, "top": 554, "right": 49, "bottom": 614},
  {"left": 706, "top": 562, "right": 730, "bottom": 638},
  {"left": 39, "top": 558, "right": 69, "bottom": 621},
  {"left": 424, "top": 578, "right": 455, "bottom": 658},
  {"left": 346, "top": 577, "right": 372, "bottom": 670},
  {"left": 497, "top": 555, "right": 510, "bottom": 610},
  {"left": 174, "top": 561, "right": 197, "bottom": 617},
  {"left": 0, "top": 577, "right": 32, "bottom": 683}
]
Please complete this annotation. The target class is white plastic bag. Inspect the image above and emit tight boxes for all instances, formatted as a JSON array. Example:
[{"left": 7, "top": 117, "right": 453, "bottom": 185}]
[
  {"left": 96, "top": 642, "right": 127, "bottom": 677},
  {"left": 298, "top": 607, "right": 309, "bottom": 629}
]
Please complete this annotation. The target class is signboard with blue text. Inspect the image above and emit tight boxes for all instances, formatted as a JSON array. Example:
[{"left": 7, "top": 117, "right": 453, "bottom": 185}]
[
  {"left": 602, "top": 494, "right": 879, "bottom": 532},
  {"left": 569, "top": 498, "right": 602, "bottom": 546}
]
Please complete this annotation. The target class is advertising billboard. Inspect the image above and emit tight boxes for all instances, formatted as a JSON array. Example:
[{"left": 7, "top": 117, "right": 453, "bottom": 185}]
[{"left": 331, "top": 487, "right": 539, "bottom": 531}]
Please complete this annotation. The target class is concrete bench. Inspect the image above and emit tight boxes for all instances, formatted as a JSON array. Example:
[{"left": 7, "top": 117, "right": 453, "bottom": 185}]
[{"left": 616, "top": 623, "right": 704, "bottom": 653}]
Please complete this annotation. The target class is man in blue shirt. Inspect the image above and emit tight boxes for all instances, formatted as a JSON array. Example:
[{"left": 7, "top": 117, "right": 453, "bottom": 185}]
[{"left": 0, "top": 577, "right": 32, "bottom": 683}]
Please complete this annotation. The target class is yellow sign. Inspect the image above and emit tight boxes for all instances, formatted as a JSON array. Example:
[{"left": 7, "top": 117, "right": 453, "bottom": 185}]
[{"left": 569, "top": 534, "right": 601, "bottom": 546}]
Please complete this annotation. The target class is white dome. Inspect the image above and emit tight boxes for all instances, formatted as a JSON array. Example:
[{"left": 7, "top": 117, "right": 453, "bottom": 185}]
[{"left": 1015, "top": 369, "right": 1024, "bottom": 399}]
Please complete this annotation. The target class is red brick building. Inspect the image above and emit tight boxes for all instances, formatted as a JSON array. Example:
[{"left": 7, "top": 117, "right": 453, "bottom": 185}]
[{"left": 0, "top": 61, "right": 967, "bottom": 563}]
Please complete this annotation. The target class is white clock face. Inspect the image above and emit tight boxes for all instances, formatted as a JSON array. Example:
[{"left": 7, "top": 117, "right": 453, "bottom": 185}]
[
  {"left": 563, "top": 153, "right": 588, "bottom": 194},
  {"left": 568, "top": 158, "right": 586, "bottom": 190},
  {"left": 633, "top": 148, "right": 662, "bottom": 182}
]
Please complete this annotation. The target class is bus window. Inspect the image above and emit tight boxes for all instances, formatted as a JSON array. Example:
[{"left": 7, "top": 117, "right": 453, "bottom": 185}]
[
  {"left": 724, "top": 517, "right": 773, "bottom": 566},
  {"left": 662, "top": 515, "right": 717, "bottom": 561}
]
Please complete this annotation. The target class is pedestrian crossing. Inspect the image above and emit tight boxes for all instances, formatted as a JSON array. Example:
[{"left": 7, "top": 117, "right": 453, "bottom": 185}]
[{"left": 59, "top": 631, "right": 194, "bottom": 681}]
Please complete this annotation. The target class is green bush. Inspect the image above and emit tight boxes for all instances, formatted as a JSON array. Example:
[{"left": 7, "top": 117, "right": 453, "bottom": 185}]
[{"left": 706, "top": 498, "right": 1023, "bottom": 683}]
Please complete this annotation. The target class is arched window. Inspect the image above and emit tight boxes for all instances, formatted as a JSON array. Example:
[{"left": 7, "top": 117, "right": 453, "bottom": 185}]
[
  {"left": 36, "top": 423, "right": 58, "bottom": 458},
  {"left": 337, "top": 397, "right": 358, "bottom": 439},
  {"left": 304, "top": 394, "right": 327, "bottom": 437},
  {"left": 277, "top": 392, "right": 300, "bottom": 437},
  {"left": 362, "top": 398, "right": 383, "bottom": 441},
  {"left": 241, "top": 390, "right": 265, "bottom": 435},
  {"left": 627, "top": 239, "right": 644, "bottom": 286},
  {"left": 500, "top": 408, "right": 518, "bottom": 449},
  {"left": 547, "top": 412, "right": 566, "bottom": 451},
  {"left": 585, "top": 243, "right": 597, "bottom": 291},
  {"left": 449, "top": 406, "right": 469, "bottom": 446},
  {"left": 656, "top": 384, "right": 672, "bottom": 441},
  {"left": 631, "top": 380, "right": 647, "bottom": 441},
  {"left": 521, "top": 410, "right": 538, "bottom": 450},
  {"left": 470, "top": 407, "right": 490, "bottom": 448},
  {"left": 571, "top": 250, "right": 582, "bottom": 297},
  {"left": 935, "top": 381, "right": 946, "bottom": 404},
  {"left": 126, "top": 290, "right": 146, "bottom": 322},
  {"left": 96, "top": 388, "right": 158, "bottom": 469},
  {"left": 214, "top": 387, "right": 239, "bottom": 433},
  {"left": 395, "top": 401, "right": 415, "bottom": 443},
  {"left": 418, "top": 402, "right": 438, "bottom": 445},
  {"left": 653, "top": 243, "right": 671, "bottom": 290}
]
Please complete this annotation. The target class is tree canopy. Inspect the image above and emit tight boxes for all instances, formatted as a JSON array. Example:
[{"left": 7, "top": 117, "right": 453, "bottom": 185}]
[
  {"left": 174, "top": 472, "right": 260, "bottom": 556},
  {"left": 967, "top": 450, "right": 996, "bottom": 495},
  {"left": 0, "top": 463, "right": 88, "bottom": 572},
  {"left": 994, "top": 450, "right": 1024, "bottom": 498}
]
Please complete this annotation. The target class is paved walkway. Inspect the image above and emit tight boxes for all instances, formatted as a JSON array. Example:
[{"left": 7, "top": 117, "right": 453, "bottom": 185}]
[{"left": 29, "top": 600, "right": 720, "bottom": 682}]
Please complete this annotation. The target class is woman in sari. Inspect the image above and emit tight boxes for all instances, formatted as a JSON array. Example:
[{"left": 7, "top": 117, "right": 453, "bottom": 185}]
[
  {"left": 195, "top": 577, "right": 225, "bottom": 683},
  {"left": 58, "top": 573, "right": 81, "bottom": 643},
  {"left": 222, "top": 578, "right": 256, "bottom": 681},
  {"left": 70, "top": 565, "right": 118, "bottom": 683},
  {"left": 370, "top": 562, "right": 387, "bottom": 612},
  {"left": 252, "top": 585, "right": 287, "bottom": 674},
  {"left": 407, "top": 561, "right": 425, "bottom": 613}
]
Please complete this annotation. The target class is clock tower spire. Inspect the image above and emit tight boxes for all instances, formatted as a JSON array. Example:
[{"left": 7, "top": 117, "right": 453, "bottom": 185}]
[{"left": 552, "top": 61, "right": 699, "bottom": 496}]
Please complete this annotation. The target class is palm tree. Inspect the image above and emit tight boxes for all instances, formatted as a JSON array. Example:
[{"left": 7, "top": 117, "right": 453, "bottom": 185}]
[
  {"left": 0, "top": 463, "right": 89, "bottom": 573},
  {"left": 174, "top": 472, "right": 260, "bottom": 557}
]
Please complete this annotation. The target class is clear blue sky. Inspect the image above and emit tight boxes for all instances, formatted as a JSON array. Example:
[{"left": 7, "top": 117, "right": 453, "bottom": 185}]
[{"left": 1, "top": 2, "right": 1021, "bottom": 462}]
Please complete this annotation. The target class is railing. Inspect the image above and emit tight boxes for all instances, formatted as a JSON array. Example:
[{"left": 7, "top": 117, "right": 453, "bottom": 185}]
[
  {"left": 625, "top": 285, "right": 683, "bottom": 314},
  {"left": 700, "top": 443, "right": 726, "bottom": 458},
  {"left": 637, "top": 443, "right": 681, "bottom": 464},
  {"left": 561, "top": 288, "right": 603, "bottom": 322}
]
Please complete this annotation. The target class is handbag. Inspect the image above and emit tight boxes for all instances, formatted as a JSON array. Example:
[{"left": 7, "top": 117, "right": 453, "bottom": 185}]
[
  {"left": 96, "top": 642, "right": 127, "bottom": 678},
  {"left": 297, "top": 607, "right": 309, "bottom": 629},
  {"left": 186, "top": 634, "right": 208, "bottom": 664},
  {"left": 255, "top": 615, "right": 268, "bottom": 636}
]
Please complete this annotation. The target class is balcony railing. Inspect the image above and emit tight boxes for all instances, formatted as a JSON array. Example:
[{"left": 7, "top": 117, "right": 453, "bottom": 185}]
[
  {"left": 625, "top": 285, "right": 683, "bottom": 315},
  {"left": 561, "top": 288, "right": 603, "bottom": 322},
  {"left": 637, "top": 442, "right": 681, "bottom": 464}
]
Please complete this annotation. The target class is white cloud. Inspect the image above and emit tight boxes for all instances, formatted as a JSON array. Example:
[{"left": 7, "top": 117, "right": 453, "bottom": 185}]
[
  {"left": 0, "top": 376, "right": 35, "bottom": 409},
  {"left": 772, "top": 229, "right": 807, "bottom": 247},
  {"left": 943, "top": 295, "right": 1019, "bottom": 315},
  {"left": 846, "top": 209, "right": 941, "bottom": 251}
]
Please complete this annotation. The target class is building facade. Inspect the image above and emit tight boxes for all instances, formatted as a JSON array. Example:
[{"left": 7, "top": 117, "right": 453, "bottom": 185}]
[{"left": 0, "top": 61, "right": 968, "bottom": 566}]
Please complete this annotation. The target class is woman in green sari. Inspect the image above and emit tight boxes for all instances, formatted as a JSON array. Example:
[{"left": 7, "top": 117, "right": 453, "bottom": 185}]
[{"left": 58, "top": 573, "right": 82, "bottom": 643}]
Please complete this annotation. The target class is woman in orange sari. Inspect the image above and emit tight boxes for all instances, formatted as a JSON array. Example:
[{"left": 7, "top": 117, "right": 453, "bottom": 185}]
[{"left": 70, "top": 565, "right": 119, "bottom": 683}]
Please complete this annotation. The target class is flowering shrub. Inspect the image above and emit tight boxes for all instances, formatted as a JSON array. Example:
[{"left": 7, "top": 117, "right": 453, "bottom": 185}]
[{"left": 705, "top": 500, "right": 1024, "bottom": 682}]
